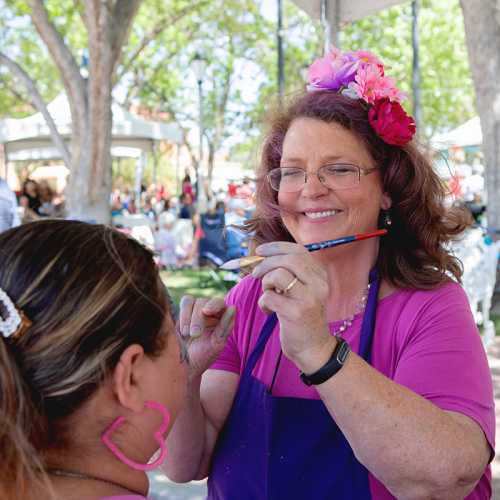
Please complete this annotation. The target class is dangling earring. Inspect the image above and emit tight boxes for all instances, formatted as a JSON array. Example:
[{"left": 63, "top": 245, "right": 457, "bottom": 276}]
[
  {"left": 382, "top": 210, "right": 392, "bottom": 227},
  {"left": 102, "top": 400, "right": 170, "bottom": 471}
]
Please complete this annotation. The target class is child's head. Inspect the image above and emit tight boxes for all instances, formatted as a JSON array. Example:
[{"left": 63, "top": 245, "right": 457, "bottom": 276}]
[{"left": 0, "top": 220, "right": 186, "bottom": 499}]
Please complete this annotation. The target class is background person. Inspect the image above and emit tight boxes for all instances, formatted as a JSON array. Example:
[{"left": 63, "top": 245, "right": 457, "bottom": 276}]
[
  {"left": 0, "top": 177, "right": 20, "bottom": 233},
  {"left": 164, "top": 47, "right": 494, "bottom": 499},
  {"left": 38, "top": 180, "right": 56, "bottom": 217},
  {"left": 155, "top": 211, "right": 180, "bottom": 269},
  {"left": 21, "top": 178, "right": 42, "bottom": 216}
]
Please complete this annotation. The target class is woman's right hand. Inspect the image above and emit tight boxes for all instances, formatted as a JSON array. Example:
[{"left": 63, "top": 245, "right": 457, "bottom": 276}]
[{"left": 178, "top": 295, "right": 236, "bottom": 380}]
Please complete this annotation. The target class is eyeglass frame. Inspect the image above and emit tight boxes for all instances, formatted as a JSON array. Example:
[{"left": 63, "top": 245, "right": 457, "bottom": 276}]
[{"left": 266, "top": 163, "right": 379, "bottom": 192}]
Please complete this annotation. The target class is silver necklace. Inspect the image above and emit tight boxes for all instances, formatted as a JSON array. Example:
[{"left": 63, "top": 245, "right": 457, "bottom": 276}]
[{"left": 48, "top": 468, "right": 144, "bottom": 496}]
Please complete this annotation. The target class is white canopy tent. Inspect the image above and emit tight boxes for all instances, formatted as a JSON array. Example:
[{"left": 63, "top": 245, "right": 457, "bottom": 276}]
[
  {"left": 431, "top": 117, "right": 482, "bottom": 149},
  {"left": 0, "top": 93, "right": 182, "bottom": 163},
  {"left": 290, "top": 0, "right": 406, "bottom": 49},
  {"left": 291, "top": 0, "right": 405, "bottom": 23}
]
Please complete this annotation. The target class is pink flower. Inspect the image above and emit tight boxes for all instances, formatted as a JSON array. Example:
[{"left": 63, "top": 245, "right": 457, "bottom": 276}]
[
  {"left": 368, "top": 99, "right": 416, "bottom": 146},
  {"left": 350, "top": 50, "right": 385, "bottom": 74},
  {"left": 349, "top": 64, "right": 405, "bottom": 104},
  {"left": 380, "top": 77, "right": 406, "bottom": 102}
]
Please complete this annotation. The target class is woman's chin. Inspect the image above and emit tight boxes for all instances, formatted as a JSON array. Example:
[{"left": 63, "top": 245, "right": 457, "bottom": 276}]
[{"left": 295, "top": 225, "right": 348, "bottom": 245}]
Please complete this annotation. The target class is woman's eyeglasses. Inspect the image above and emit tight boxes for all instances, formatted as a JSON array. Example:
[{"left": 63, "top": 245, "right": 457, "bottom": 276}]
[{"left": 267, "top": 164, "right": 377, "bottom": 193}]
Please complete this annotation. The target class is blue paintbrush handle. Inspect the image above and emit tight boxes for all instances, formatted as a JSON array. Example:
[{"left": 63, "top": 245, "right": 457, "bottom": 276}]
[{"left": 305, "top": 235, "right": 356, "bottom": 252}]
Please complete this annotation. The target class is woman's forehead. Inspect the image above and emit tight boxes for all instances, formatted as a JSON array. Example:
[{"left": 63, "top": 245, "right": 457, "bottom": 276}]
[{"left": 282, "top": 118, "right": 373, "bottom": 166}]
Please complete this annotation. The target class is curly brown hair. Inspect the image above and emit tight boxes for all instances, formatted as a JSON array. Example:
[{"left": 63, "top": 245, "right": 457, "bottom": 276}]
[{"left": 244, "top": 90, "right": 471, "bottom": 290}]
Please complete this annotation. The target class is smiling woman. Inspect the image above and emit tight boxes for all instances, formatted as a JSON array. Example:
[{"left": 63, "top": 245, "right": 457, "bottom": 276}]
[
  {"left": 250, "top": 89, "right": 466, "bottom": 289},
  {"left": 163, "top": 47, "right": 494, "bottom": 500}
]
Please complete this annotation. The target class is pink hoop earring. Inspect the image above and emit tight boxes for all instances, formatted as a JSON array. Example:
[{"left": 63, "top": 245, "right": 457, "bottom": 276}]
[{"left": 101, "top": 400, "right": 171, "bottom": 471}]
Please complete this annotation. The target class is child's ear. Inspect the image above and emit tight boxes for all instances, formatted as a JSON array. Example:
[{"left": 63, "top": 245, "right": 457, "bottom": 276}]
[{"left": 112, "top": 344, "right": 147, "bottom": 413}]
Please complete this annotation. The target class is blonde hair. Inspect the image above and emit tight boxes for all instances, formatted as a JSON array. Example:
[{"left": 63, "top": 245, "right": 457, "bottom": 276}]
[{"left": 0, "top": 220, "right": 173, "bottom": 499}]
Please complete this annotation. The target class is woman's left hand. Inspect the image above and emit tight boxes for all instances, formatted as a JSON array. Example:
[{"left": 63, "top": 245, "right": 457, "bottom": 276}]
[{"left": 252, "top": 242, "right": 334, "bottom": 370}]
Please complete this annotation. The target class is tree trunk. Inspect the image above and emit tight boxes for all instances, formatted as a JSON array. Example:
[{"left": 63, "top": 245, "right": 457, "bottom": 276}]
[
  {"left": 27, "top": 0, "right": 141, "bottom": 224},
  {"left": 460, "top": 0, "right": 500, "bottom": 232},
  {"left": 207, "top": 140, "right": 215, "bottom": 186}
]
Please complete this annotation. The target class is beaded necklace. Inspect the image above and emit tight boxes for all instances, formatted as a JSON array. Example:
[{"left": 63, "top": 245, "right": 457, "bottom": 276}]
[{"left": 332, "top": 282, "right": 371, "bottom": 336}]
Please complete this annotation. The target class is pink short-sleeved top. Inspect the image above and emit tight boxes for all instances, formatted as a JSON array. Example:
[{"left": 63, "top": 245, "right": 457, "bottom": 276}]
[{"left": 211, "top": 275, "right": 495, "bottom": 499}]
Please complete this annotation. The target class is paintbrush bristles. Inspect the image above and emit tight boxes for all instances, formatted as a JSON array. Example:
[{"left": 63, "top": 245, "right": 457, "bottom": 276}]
[{"left": 220, "top": 255, "right": 265, "bottom": 270}]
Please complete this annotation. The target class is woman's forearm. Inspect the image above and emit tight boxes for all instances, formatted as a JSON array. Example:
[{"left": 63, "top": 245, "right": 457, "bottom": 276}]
[
  {"left": 297, "top": 344, "right": 489, "bottom": 499},
  {"left": 163, "top": 376, "right": 207, "bottom": 482}
]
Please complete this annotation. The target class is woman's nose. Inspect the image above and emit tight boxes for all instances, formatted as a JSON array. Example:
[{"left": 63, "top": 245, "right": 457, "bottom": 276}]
[{"left": 301, "top": 171, "right": 329, "bottom": 197}]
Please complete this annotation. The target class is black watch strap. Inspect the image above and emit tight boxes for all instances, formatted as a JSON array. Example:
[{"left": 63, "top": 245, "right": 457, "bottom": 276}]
[{"left": 300, "top": 336, "right": 350, "bottom": 386}]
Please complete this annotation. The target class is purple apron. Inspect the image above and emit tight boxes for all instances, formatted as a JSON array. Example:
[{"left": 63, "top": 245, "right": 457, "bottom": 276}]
[{"left": 207, "top": 270, "right": 380, "bottom": 499}]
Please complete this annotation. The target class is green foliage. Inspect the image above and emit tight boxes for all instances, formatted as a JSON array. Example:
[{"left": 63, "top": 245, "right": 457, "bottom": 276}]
[
  {"left": 0, "top": 0, "right": 477, "bottom": 168},
  {"left": 127, "top": 0, "right": 277, "bottom": 172},
  {"left": 1, "top": 0, "right": 61, "bottom": 117}
]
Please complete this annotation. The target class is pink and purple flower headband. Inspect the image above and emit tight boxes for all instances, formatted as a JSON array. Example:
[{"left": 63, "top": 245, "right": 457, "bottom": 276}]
[{"left": 307, "top": 47, "right": 416, "bottom": 146}]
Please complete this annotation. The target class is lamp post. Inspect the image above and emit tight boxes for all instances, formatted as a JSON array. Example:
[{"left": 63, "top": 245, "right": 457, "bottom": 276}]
[{"left": 191, "top": 53, "right": 207, "bottom": 207}]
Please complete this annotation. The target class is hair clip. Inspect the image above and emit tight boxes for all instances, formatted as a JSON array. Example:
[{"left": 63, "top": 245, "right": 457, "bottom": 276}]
[{"left": 0, "top": 288, "right": 31, "bottom": 339}]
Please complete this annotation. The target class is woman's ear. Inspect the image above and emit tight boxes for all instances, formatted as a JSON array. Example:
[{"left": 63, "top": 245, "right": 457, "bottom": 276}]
[
  {"left": 381, "top": 192, "right": 392, "bottom": 210},
  {"left": 112, "top": 344, "right": 148, "bottom": 413}
]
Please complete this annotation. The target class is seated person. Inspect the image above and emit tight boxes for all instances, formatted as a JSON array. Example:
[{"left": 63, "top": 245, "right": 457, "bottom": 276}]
[{"left": 0, "top": 219, "right": 234, "bottom": 500}]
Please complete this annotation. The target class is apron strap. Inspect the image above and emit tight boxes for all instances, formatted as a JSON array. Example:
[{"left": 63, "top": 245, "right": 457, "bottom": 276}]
[
  {"left": 241, "top": 313, "right": 278, "bottom": 380},
  {"left": 358, "top": 267, "right": 380, "bottom": 362}
]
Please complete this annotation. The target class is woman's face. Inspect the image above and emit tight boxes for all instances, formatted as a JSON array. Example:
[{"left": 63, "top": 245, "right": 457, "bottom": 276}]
[{"left": 277, "top": 118, "right": 391, "bottom": 246}]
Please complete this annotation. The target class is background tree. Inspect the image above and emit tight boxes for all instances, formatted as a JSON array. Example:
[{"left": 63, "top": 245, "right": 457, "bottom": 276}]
[
  {"left": 0, "top": 0, "right": 207, "bottom": 221},
  {"left": 1, "top": 0, "right": 145, "bottom": 222},
  {"left": 0, "top": 0, "right": 481, "bottom": 214},
  {"left": 460, "top": 0, "right": 500, "bottom": 233},
  {"left": 128, "top": 0, "right": 275, "bottom": 187}
]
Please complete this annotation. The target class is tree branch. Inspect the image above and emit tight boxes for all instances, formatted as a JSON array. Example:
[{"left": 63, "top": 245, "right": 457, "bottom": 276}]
[
  {"left": 109, "top": 0, "right": 143, "bottom": 75},
  {"left": 28, "top": 0, "right": 86, "bottom": 122},
  {"left": 0, "top": 78, "right": 36, "bottom": 113},
  {"left": 116, "top": 1, "right": 209, "bottom": 81},
  {"left": 0, "top": 52, "right": 72, "bottom": 168}
]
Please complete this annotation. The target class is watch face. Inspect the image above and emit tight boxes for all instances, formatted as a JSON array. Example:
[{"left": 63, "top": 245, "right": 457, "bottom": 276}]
[{"left": 336, "top": 339, "right": 350, "bottom": 364}]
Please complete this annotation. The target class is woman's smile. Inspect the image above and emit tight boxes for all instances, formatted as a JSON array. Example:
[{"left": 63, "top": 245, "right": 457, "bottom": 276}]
[{"left": 302, "top": 209, "right": 343, "bottom": 222}]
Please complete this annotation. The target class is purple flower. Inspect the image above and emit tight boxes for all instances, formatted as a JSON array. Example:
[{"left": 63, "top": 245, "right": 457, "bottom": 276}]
[{"left": 308, "top": 47, "right": 359, "bottom": 91}]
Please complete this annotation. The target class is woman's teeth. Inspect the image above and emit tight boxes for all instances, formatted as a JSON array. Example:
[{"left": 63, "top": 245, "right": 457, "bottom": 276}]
[{"left": 305, "top": 210, "right": 339, "bottom": 219}]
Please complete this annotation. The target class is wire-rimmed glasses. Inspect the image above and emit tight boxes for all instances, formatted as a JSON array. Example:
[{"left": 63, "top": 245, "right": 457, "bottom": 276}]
[{"left": 267, "top": 164, "right": 378, "bottom": 192}]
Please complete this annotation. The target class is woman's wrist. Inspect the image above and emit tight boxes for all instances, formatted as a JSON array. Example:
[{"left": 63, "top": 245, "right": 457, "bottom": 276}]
[{"left": 291, "top": 335, "right": 338, "bottom": 375}]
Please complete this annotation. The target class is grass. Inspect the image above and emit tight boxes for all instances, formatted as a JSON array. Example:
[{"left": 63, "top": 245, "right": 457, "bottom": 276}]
[
  {"left": 493, "top": 315, "right": 500, "bottom": 336},
  {"left": 161, "top": 268, "right": 233, "bottom": 306}
]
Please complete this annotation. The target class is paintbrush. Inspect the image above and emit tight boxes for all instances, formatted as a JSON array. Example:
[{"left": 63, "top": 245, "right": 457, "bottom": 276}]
[{"left": 219, "top": 229, "right": 388, "bottom": 271}]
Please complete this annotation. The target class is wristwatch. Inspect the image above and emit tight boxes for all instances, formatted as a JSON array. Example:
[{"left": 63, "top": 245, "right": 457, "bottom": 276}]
[{"left": 300, "top": 336, "right": 351, "bottom": 386}]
